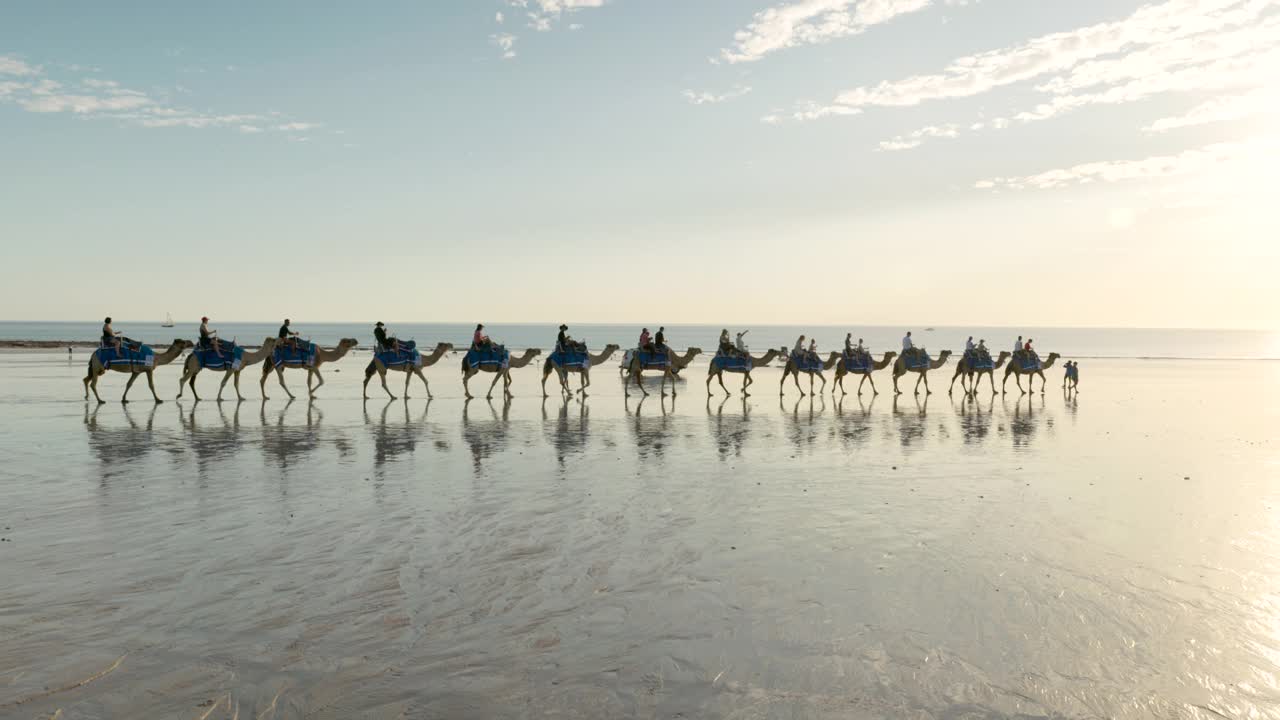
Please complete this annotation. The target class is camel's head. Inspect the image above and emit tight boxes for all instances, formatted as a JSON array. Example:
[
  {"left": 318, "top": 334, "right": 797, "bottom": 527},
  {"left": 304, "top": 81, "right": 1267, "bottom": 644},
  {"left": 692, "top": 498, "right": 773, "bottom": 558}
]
[
  {"left": 173, "top": 338, "right": 195, "bottom": 350},
  {"left": 938, "top": 349, "right": 952, "bottom": 358},
  {"left": 437, "top": 342, "right": 455, "bottom": 352},
  {"left": 687, "top": 347, "right": 703, "bottom": 356},
  {"left": 997, "top": 350, "right": 1010, "bottom": 360},
  {"left": 604, "top": 344, "right": 621, "bottom": 352},
  {"left": 1047, "top": 352, "right": 1061, "bottom": 362},
  {"left": 528, "top": 348, "right": 543, "bottom": 357},
  {"left": 338, "top": 338, "right": 359, "bottom": 349},
  {"left": 884, "top": 351, "right": 898, "bottom": 359}
]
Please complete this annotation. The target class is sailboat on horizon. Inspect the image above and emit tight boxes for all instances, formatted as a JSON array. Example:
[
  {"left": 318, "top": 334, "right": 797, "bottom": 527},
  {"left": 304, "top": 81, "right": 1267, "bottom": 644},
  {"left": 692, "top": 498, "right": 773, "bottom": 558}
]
[{"left": 161, "top": 312, "right": 174, "bottom": 328}]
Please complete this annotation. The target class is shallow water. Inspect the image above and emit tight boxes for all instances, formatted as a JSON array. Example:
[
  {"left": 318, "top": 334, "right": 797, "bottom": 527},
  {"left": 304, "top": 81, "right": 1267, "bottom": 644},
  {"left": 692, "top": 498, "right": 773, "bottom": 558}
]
[{"left": 2, "top": 351, "right": 1279, "bottom": 719}]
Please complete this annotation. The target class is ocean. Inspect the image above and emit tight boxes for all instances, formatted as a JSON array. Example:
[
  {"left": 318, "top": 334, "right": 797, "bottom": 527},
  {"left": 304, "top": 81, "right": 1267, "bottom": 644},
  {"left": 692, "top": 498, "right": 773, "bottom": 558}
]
[{"left": 2, "top": 321, "right": 1277, "bottom": 360}]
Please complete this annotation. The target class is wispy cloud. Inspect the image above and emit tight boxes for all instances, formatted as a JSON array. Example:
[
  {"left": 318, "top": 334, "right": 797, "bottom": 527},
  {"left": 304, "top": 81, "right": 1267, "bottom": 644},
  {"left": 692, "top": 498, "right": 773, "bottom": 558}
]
[
  {"left": 720, "top": 0, "right": 973, "bottom": 64},
  {"left": 1144, "top": 86, "right": 1279, "bottom": 133},
  {"left": 491, "top": 0, "right": 606, "bottom": 57},
  {"left": 490, "top": 33, "right": 518, "bottom": 59},
  {"left": 876, "top": 124, "right": 959, "bottom": 151},
  {"left": 0, "top": 54, "right": 322, "bottom": 138},
  {"left": 974, "top": 136, "right": 1277, "bottom": 191},
  {"left": 682, "top": 85, "right": 753, "bottom": 105}
]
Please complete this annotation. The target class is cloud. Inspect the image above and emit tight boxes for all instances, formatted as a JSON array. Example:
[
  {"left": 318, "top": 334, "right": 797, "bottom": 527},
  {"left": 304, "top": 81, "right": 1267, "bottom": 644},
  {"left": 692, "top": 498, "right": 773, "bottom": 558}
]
[
  {"left": 490, "top": 33, "right": 518, "bottom": 59},
  {"left": 876, "top": 123, "right": 959, "bottom": 151},
  {"left": 0, "top": 58, "right": 323, "bottom": 139},
  {"left": 682, "top": 85, "right": 753, "bottom": 105},
  {"left": 0, "top": 55, "right": 39, "bottom": 76},
  {"left": 1144, "top": 86, "right": 1280, "bottom": 132},
  {"left": 719, "top": 0, "right": 969, "bottom": 64},
  {"left": 974, "top": 136, "right": 1275, "bottom": 190},
  {"left": 496, "top": 11, "right": 504, "bottom": 23},
  {"left": 793, "top": 0, "right": 1275, "bottom": 127}
]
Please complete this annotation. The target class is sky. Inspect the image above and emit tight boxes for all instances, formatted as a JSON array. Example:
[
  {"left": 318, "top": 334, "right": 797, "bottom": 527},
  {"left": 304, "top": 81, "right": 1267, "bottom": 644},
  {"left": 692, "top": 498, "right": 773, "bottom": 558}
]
[{"left": 1, "top": 0, "right": 1277, "bottom": 329}]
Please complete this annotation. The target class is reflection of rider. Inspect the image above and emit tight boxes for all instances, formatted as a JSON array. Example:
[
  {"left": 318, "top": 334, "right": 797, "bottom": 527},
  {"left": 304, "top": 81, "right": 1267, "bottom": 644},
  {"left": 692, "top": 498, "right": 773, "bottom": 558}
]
[{"left": 199, "top": 316, "right": 223, "bottom": 357}]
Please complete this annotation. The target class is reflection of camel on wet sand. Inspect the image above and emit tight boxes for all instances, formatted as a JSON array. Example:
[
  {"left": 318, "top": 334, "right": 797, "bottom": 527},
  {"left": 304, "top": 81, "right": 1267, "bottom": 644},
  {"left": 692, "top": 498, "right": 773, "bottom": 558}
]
[
  {"left": 833, "top": 351, "right": 896, "bottom": 396},
  {"left": 706, "top": 348, "right": 783, "bottom": 397},
  {"left": 84, "top": 338, "right": 193, "bottom": 404},
  {"left": 463, "top": 349, "right": 542, "bottom": 400},
  {"left": 542, "top": 345, "right": 620, "bottom": 398},
  {"left": 948, "top": 351, "right": 1010, "bottom": 396},
  {"left": 1002, "top": 352, "right": 1061, "bottom": 395},
  {"left": 780, "top": 352, "right": 840, "bottom": 397},
  {"left": 892, "top": 350, "right": 953, "bottom": 396},
  {"left": 363, "top": 342, "right": 454, "bottom": 400},
  {"left": 261, "top": 339, "right": 359, "bottom": 400},
  {"left": 176, "top": 337, "right": 277, "bottom": 402}
]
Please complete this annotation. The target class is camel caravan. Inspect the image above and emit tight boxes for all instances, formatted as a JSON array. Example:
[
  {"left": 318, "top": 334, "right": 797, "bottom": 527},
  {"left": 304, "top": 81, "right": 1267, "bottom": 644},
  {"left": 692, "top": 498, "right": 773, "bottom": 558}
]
[{"left": 80, "top": 317, "right": 1063, "bottom": 402}]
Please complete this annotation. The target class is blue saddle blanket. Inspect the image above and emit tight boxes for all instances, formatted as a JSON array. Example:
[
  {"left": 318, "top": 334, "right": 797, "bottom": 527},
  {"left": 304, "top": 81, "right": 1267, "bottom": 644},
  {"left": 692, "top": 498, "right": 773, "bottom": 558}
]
[
  {"left": 194, "top": 342, "right": 244, "bottom": 370},
  {"left": 550, "top": 348, "right": 590, "bottom": 370},
  {"left": 902, "top": 350, "right": 932, "bottom": 371},
  {"left": 1016, "top": 353, "right": 1042, "bottom": 371},
  {"left": 272, "top": 342, "right": 318, "bottom": 367},
  {"left": 712, "top": 353, "right": 752, "bottom": 372},
  {"left": 964, "top": 350, "right": 994, "bottom": 370},
  {"left": 842, "top": 352, "right": 874, "bottom": 373},
  {"left": 375, "top": 343, "right": 421, "bottom": 368},
  {"left": 789, "top": 352, "right": 823, "bottom": 372},
  {"left": 465, "top": 346, "right": 509, "bottom": 369},
  {"left": 633, "top": 348, "right": 669, "bottom": 369},
  {"left": 95, "top": 343, "right": 155, "bottom": 368}
]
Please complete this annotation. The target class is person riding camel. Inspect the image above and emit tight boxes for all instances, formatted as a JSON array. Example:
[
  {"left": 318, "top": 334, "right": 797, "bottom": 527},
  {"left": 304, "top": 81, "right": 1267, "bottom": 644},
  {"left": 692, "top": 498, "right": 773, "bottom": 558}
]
[
  {"left": 374, "top": 321, "right": 399, "bottom": 353},
  {"left": 199, "top": 316, "right": 223, "bottom": 358},
  {"left": 734, "top": 330, "right": 748, "bottom": 355},
  {"left": 102, "top": 317, "right": 122, "bottom": 354},
  {"left": 793, "top": 335, "right": 806, "bottom": 362},
  {"left": 1013, "top": 335, "right": 1024, "bottom": 361},
  {"left": 807, "top": 338, "right": 818, "bottom": 363},
  {"left": 638, "top": 327, "right": 653, "bottom": 353},
  {"left": 903, "top": 331, "right": 919, "bottom": 362},
  {"left": 278, "top": 319, "right": 300, "bottom": 351},
  {"left": 719, "top": 329, "right": 734, "bottom": 357},
  {"left": 655, "top": 326, "right": 666, "bottom": 351},
  {"left": 472, "top": 324, "right": 491, "bottom": 351},
  {"left": 556, "top": 324, "right": 585, "bottom": 354}
]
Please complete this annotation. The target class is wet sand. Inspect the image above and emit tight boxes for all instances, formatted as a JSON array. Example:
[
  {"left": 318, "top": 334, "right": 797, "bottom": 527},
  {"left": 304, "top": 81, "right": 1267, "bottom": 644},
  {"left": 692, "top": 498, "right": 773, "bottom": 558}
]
[{"left": 1, "top": 351, "right": 1278, "bottom": 718}]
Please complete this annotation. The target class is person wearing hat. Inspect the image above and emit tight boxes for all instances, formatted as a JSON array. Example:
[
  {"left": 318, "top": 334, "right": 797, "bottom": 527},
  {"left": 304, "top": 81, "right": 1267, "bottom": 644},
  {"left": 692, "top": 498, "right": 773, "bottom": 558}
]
[
  {"left": 279, "top": 318, "right": 299, "bottom": 350},
  {"left": 472, "top": 323, "right": 490, "bottom": 351},
  {"left": 199, "top": 316, "right": 223, "bottom": 358},
  {"left": 373, "top": 321, "right": 399, "bottom": 353}
]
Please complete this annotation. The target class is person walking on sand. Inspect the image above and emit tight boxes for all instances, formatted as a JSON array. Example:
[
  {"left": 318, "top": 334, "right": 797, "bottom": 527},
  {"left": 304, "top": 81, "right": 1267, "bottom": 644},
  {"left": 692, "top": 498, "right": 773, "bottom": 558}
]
[
  {"left": 199, "top": 316, "right": 223, "bottom": 358},
  {"left": 102, "top": 317, "right": 122, "bottom": 353},
  {"left": 279, "top": 319, "right": 300, "bottom": 350}
]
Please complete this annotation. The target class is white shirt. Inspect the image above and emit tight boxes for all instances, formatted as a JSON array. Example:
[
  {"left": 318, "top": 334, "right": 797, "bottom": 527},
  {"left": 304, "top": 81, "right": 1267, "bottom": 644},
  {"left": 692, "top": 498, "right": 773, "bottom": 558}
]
[
  {"left": 1014, "top": 339, "right": 1023, "bottom": 354},
  {"left": 735, "top": 335, "right": 747, "bottom": 352},
  {"left": 965, "top": 339, "right": 975, "bottom": 351},
  {"left": 794, "top": 339, "right": 805, "bottom": 356},
  {"left": 902, "top": 335, "right": 913, "bottom": 351}
]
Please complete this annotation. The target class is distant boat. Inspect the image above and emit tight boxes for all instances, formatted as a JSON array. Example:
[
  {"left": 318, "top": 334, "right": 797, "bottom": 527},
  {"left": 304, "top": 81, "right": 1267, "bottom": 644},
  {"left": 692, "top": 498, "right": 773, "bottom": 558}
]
[
  {"left": 161, "top": 313, "right": 174, "bottom": 328},
  {"left": 925, "top": 327, "right": 935, "bottom": 332}
]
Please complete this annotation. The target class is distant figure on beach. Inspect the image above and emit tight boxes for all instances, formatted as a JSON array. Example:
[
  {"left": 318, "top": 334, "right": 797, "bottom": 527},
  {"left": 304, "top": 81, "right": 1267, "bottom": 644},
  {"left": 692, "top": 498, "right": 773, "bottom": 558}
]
[
  {"left": 199, "top": 316, "right": 223, "bottom": 358},
  {"left": 1063, "top": 361, "right": 1079, "bottom": 390},
  {"left": 279, "top": 319, "right": 300, "bottom": 350},
  {"left": 374, "top": 321, "right": 399, "bottom": 352},
  {"left": 655, "top": 326, "right": 666, "bottom": 350},
  {"left": 638, "top": 327, "right": 652, "bottom": 352},
  {"left": 102, "top": 317, "right": 121, "bottom": 353},
  {"left": 472, "top": 324, "right": 491, "bottom": 351}
]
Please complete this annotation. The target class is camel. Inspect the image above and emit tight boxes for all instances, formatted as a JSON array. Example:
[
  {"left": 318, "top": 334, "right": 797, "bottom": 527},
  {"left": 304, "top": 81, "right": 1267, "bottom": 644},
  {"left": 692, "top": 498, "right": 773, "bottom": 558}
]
[
  {"left": 619, "top": 347, "right": 702, "bottom": 378},
  {"left": 83, "top": 338, "right": 193, "bottom": 404},
  {"left": 891, "top": 349, "right": 953, "bottom": 396},
  {"left": 176, "top": 337, "right": 277, "bottom": 402},
  {"left": 832, "top": 351, "right": 896, "bottom": 396},
  {"left": 706, "top": 348, "right": 784, "bottom": 397},
  {"left": 780, "top": 351, "right": 841, "bottom": 396},
  {"left": 948, "top": 350, "right": 1011, "bottom": 396},
  {"left": 363, "top": 342, "right": 454, "bottom": 400},
  {"left": 462, "top": 348, "right": 541, "bottom": 400},
  {"left": 625, "top": 346, "right": 684, "bottom": 398},
  {"left": 1002, "top": 352, "right": 1061, "bottom": 394},
  {"left": 260, "top": 338, "right": 359, "bottom": 400},
  {"left": 542, "top": 344, "right": 620, "bottom": 397}
]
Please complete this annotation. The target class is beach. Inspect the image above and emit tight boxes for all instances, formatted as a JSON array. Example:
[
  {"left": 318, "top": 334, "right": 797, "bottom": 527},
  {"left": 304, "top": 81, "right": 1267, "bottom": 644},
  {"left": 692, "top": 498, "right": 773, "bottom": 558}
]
[{"left": 2, "top": 350, "right": 1279, "bottom": 718}]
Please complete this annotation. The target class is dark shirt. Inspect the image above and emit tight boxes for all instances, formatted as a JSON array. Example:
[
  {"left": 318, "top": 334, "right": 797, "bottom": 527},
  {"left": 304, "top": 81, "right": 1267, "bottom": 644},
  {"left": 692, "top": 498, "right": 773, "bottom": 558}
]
[
  {"left": 655, "top": 330, "right": 665, "bottom": 347},
  {"left": 374, "top": 326, "right": 389, "bottom": 347},
  {"left": 278, "top": 324, "right": 290, "bottom": 339},
  {"left": 557, "top": 330, "right": 568, "bottom": 348}
]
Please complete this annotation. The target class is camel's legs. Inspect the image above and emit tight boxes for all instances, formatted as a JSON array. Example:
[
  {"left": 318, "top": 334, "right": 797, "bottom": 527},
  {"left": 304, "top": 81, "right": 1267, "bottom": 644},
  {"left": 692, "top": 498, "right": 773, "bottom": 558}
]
[
  {"left": 921, "top": 372, "right": 931, "bottom": 395},
  {"left": 580, "top": 370, "right": 589, "bottom": 397},
  {"left": 218, "top": 371, "right": 234, "bottom": 401},
  {"left": 503, "top": 371, "right": 514, "bottom": 397},
  {"left": 309, "top": 369, "right": 324, "bottom": 398},
  {"left": 177, "top": 365, "right": 192, "bottom": 399},
  {"left": 743, "top": 372, "right": 753, "bottom": 397},
  {"left": 416, "top": 368, "right": 431, "bottom": 399},
  {"left": 1014, "top": 374, "right": 1025, "bottom": 394},
  {"left": 1035, "top": 370, "right": 1046, "bottom": 394},
  {"left": 122, "top": 372, "right": 139, "bottom": 403},
  {"left": 669, "top": 370, "right": 677, "bottom": 397},
  {"left": 87, "top": 368, "right": 106, "bottom": 404},
  {"left": 186, "top": 369, "right": 202, "bottom": 401},
  {"left": 949, "top": 367, "right": 961, "bottom": 393},
  {"left": 463, "top": 370, "right": 474, "bottom": 399},
  {"left": 633, "top": 368, "right": 648, "bottom": 396},
  {"left": 233, "top": 370, "right": 245, "bottom": 401},
  {"left": 145, "top": 370, "right": 162, "bottom": 403},
  {"left": 893, "top": 373, "right": 902, "bottom": 395},
  {"left": 275, "top": 368, "right": 295, "bottom": 400},
  {"left": 1001, "top": 371, "right": 1010, "bottom": 394},
  {"left": 867, "top": 373, "right": 879, "bottom": 395},
  {"left": 816, "top": 373, "right": 825, "bottom": 393},
  {"left": 486, "top": 371, "right": 502, "bottom": 400}
]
